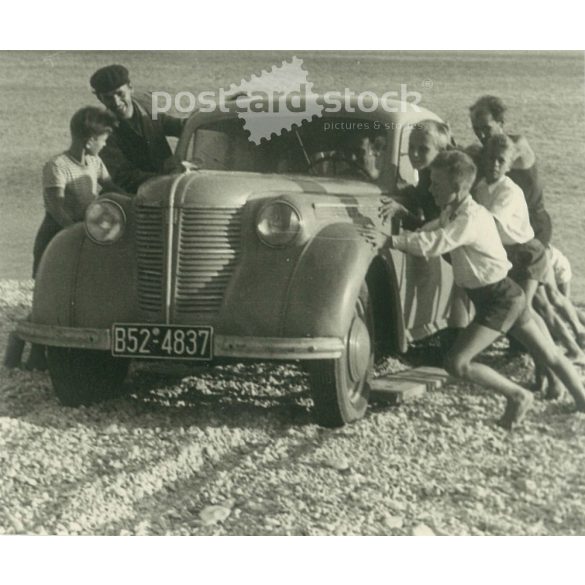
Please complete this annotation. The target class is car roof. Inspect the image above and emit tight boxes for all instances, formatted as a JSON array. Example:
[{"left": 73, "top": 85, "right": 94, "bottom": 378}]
[{"left": 189, "top": 94, "right": 441, "bottom": 125}]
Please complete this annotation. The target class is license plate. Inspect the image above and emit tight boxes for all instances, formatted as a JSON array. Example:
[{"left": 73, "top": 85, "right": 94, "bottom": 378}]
[{"left": 111, "top": 324, "right": 213, "bottom": 360}]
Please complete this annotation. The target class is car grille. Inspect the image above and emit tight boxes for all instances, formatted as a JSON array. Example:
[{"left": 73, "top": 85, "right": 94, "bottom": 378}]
[
  {"left": 136, "top": 205, "right": 241, "bottom": 321},
  {"left": 136, "top": 206, "right": 165, "bottom": 315},
  {"left": 175, "top": 207, "right": 242, "bottom": 319}
]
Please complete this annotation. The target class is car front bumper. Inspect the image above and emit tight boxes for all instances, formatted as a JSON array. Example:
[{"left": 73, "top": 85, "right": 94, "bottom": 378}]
[{"left": 15, "top": 321, "right": 345, "bottom": 360}]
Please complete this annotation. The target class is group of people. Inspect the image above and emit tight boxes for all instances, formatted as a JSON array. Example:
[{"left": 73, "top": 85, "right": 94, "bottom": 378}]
[
  {"left": 379, "top": 96, "right": 585, "bottom": 429},
  {"left": 14, "top": 64, "right": 185, "bottom": 371},
  {"left": 8, "top": 63, "right": 585, "bottom": 431},
  {"left": 33, "top": 64, "right": 185, "bottom": 277}
]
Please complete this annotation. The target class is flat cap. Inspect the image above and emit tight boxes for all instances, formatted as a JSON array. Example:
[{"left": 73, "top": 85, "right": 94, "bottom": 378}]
[{"left": 90, "top": 65, "right": 130, "bottom": 94}]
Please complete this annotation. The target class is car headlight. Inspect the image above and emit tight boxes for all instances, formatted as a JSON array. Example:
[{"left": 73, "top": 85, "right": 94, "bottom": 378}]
[
  {"left": 85, "top": 199, "right": 126, "bottom": 245},
  {"left": 256, "top": 201, "right": 302, "bottom": 247}
]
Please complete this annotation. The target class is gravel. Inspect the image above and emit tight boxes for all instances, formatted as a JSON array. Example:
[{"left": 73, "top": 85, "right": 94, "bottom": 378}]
[{"left": 1, "top": 279, "right": 585, "bottom": 536}]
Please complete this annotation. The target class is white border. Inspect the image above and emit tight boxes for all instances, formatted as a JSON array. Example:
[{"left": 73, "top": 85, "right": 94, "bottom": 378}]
[
  {"left": 4, "top": 536, "right": 585, "bottom": 585},
  {"left": 1, "top": 1, "right": 584, "bottom": 49}
]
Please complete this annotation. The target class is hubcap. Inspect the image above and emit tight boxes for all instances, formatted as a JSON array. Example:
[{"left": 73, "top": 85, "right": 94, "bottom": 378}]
[{"left": 347, "top": 314, "right": 371, "bottom": 383}]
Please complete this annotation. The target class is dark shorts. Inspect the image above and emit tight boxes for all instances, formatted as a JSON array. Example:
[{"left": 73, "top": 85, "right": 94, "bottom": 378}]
[
  {"left": 505, "top": 238, "right": 548, "bottom": 284},
  {"left": 32, "top": 213, "right": 62, "bottom": 278},
  {"left": 466, "top": 278, "right": 531, "bottom": 334}
]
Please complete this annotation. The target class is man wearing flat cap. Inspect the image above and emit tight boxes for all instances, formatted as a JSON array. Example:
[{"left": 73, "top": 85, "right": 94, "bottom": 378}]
[{"left": 90, "top": 64, "right": 185, "bottom": 193}]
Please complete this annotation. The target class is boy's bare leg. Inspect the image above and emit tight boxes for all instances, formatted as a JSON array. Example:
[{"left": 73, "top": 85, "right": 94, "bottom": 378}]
[
  {"left": 546, "top": 282, "right": 585, "bottom": 335},
  {"left": 577, "top": 306, "right": 585, "bottom": 330},
  {"left": 445, "top": 324, "right": 534, "bottom": 429},
  {"left": 534, "top": 286, "right": 585, "bottom": 363},
  {"left": 529, "top": 290, "right": 557, "bottom": 390},
  {"left": 510, "top": 319, "right": 585, "bottom": 411},
  {"left": 544, "top": 274, "right": 585, "bottom": 346},
  {"left": 558, "top": 281, "right": 585, "bottom": 330},
  {"left": 530, "top": 310, "right": 568, "bottom": 398},
  {"left": 521, "top": 278, "right": 566, "bottom": 398}
]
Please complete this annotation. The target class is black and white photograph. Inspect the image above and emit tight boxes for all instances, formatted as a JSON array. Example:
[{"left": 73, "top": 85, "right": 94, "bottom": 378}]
[{"left": 1, "top": 9, "right": 584, "bottom": 568}]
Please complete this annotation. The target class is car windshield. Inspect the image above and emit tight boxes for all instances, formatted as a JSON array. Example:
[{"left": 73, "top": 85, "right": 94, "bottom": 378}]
[{"left": 187, "top": 117, "right": 387, "bottom": 182}]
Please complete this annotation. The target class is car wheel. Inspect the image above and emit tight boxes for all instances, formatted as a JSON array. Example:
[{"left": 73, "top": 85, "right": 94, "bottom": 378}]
[
  {"left": 308, "top": 283, "right": 373, "bottom": 427},
  {"left": 47, "top": 347, "right": 130, "bottom": 407}
]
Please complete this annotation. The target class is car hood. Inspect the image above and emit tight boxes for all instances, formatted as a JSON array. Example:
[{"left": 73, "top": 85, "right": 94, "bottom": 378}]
[{"left": 135, "top": 170, "right": 382, "bottom": 207}]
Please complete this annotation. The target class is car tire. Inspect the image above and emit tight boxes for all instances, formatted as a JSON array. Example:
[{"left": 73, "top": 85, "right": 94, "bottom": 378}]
[
  {"left": 308, "top": 283, "right": 373, "bottom": 427},
  {"left": 47, "top": 347, "right": 130, "bottom": 407}
]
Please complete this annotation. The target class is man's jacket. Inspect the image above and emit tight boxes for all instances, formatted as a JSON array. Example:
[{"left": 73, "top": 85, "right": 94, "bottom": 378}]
[{"left": 100, "top": 93, "right": 185, "bottom": 193}]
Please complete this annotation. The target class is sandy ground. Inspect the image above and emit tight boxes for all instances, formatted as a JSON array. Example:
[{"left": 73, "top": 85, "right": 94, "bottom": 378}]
[{"left": 2, "top": 280, "right": 585, "bottom": 536}]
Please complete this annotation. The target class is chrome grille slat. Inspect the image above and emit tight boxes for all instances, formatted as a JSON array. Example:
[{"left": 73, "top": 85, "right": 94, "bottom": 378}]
[
  {"left": 136, "top": 204, "right": 241, "bottom": 321},
  {"left": 136, "top": 206, "right": 165, "bottom": 315}
]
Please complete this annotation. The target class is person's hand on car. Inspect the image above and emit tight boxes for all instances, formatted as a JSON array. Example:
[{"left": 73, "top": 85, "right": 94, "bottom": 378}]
[
  {"left": 379, "top": 197, "right": 410, "bottom": 224},
  {"left": 362, "top": 228, "right": 390, "bottom": 251}
]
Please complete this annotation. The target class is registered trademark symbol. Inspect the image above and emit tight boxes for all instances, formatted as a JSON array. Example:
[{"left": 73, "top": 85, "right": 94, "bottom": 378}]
[{"left": 422, "top": 79, "right": 434, "bottom": 89}]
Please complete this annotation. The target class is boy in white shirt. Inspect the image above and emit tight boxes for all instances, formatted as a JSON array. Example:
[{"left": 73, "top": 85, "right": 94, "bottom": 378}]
[
  {"left": 25, "top": 107, "right": 127, "bottom": 371},
  {"left": 474, "top": 134, "right": 547, "bottom": 288},
  {"left": 475, "top": 135, "right": 585, "bottom": 391},
  {"left": 33, "top": 106, "right": 126, "bottom": 277},
  {"left": 382, "top": 150, "right": 585, "bottom": 429}
]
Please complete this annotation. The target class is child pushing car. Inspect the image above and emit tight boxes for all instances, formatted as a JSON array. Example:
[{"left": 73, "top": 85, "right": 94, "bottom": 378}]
[
  {"left": 379, "top": 150, "right": 585, "bottom": 429},
  {"left": 379, "top": 119, "right": 472, "bottom": 343},
  {"left": 474, "top": 134, "right": 585, "bottom": 395},
  {"left": 468, "top": 96, "right": 585, "bottom": 381},
  {"left": 380, "top": 119, "right": 452, "bottom": 227}
]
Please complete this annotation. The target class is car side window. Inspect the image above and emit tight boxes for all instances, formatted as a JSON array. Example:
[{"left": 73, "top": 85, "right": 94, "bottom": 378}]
[{"left": 397, "top": 124, "right": 418, "bottom": 187}]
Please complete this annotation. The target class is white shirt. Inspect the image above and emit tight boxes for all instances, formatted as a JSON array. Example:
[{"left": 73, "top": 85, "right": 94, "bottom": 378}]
[
  {"left": 42, "top": 153, "right": 110, "bottom": 222},
  {"left": 474, "top": 176, "right": 534, "bottom": 245},
  {"left": 392, "top": 196, "right": 512, "bottom": 290}
]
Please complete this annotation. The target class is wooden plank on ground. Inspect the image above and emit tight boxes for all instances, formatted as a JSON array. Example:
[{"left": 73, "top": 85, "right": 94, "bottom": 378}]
[
  {"left": 391, "top": 367, "right": 452, "bottom": 390},
  {"left": 370, "top": 366, "right": 452, "bottom": 404}
]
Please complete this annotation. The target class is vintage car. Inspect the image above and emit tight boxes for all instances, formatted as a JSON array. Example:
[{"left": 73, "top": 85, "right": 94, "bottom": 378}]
[{"left": 16, "top": 96, "right": 465, "bottom": 427}]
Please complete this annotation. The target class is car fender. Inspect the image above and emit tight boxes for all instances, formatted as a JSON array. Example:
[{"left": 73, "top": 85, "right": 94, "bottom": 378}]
[
  {"left": 215, "top": 225, "right": 304, "bottom": 336},
  {"left": 281, "top": 223, "right": 380, "bottom": 339},
  {"left": 32, "top": 195, "right": 139, "bottom": 329}
]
